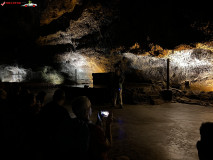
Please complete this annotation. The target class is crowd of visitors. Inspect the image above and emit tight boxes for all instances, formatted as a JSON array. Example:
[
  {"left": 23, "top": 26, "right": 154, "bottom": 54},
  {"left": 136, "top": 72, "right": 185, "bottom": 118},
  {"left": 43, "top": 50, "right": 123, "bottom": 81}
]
[
  {"left": 0, "top": 85, "right": 113, "bottom": 160},
  {"left": 0, "top": 82, "right": 212, "bottom": 160}
]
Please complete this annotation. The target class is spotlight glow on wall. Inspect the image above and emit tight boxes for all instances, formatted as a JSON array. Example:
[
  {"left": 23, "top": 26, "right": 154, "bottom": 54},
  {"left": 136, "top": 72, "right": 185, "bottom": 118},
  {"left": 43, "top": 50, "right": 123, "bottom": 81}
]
[
  {"left": 0, "top": 66, "right": 28, "bottom": 82},
  {"left": 168, "top": 50, "right": 212, "bottom": 68},
  {"left": 57, "top": 52, "right": 105, "bottom": 83},
  {"left": 41, "top": 66, "right": 64, "bottom": 85},
  {"left": 123, "top": 49, "right": 213, "bottom": 84}
]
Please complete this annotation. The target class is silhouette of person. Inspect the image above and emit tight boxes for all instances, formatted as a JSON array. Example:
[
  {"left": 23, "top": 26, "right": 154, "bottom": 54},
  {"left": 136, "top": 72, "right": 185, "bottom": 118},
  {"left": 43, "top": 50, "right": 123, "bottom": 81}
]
[
  {"left": 113, "top": 64, "right": 124, "bottom": 109},
  {"left": 38, "top": 89, "right": 69, "bottom": 160},
  {"left": 71, "top": 96, "right": 113, "bottom": 160},
  {"left": 197, "top": 122, "right": 213, "bottom": 160}
]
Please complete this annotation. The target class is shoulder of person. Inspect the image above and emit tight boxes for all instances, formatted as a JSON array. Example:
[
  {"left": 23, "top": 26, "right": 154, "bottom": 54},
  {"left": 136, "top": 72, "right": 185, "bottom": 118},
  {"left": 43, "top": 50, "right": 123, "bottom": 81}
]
[
  {"left": 88, "top": 123, "right": 105, "bottom": 137},
  {"left": 42, "top": 101, "right": 54, "bottom": 110},
  {"left": 71, "top": 118, "right": 90, "bottom": 127}
]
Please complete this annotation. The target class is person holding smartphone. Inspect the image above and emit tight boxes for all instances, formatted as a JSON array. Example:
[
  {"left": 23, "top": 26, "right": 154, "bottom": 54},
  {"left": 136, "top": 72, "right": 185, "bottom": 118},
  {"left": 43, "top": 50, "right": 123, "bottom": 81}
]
[{"left": 71, "top": 96, "right": 113, "bottom": 160}]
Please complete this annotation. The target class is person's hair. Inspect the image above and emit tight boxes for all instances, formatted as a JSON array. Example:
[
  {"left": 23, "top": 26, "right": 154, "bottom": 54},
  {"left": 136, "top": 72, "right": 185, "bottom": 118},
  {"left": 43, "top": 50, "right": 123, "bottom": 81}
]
[
  {"left": 200, "top": 122, "right": 213, "bottom": 142},
  {"left": 197, "top": 122, "right": 213, "bottom": 160},
  {"left": 0, "top": 89, "right": 7, "bottom": 99},
  {"left": 25, "top": 93, "right": 36, "bottom": 106},
  {"left": 20, "top": 89, "right": 30, "bottom": 97},
  {"left": 53, "top": 89, "right": 65, "bottom": 102},
  {"left": 71, "top": 96, "right": 91, "bottom": 119},
  {"left": 36, "top": 91, "right": 46, "bottom": 104}
]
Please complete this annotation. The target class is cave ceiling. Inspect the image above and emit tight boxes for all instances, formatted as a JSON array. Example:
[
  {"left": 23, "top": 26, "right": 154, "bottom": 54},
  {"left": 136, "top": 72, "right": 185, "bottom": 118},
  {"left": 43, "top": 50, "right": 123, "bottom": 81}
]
[{"left": 0, "top": 0, "right": 213, "bottom": 68}]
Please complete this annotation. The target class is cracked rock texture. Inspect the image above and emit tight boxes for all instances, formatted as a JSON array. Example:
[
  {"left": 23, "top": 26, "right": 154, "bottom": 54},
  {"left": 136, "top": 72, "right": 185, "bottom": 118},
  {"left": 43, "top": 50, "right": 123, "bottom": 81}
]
[{"left": 1, "top": 0, "right": 213, "bottom": 85}]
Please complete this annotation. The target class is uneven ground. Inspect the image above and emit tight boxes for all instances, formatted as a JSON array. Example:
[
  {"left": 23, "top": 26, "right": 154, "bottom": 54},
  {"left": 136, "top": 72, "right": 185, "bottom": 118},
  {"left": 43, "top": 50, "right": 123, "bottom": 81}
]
[{"left": 107, "top": 103, "right": 213, "bottom": 160}]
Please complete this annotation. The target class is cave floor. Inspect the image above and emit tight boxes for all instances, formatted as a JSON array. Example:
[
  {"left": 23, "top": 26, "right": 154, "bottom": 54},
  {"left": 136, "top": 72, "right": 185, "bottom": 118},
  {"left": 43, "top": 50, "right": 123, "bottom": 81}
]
[{"left": 106, "top": 103, "right": 213, "bottom": 160}]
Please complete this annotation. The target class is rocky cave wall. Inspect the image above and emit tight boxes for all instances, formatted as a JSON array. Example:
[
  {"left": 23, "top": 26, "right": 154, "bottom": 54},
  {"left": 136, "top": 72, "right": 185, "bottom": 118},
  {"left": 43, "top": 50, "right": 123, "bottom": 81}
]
[{"left": 1, "top": 0, "right": 213, "bottom": 87}]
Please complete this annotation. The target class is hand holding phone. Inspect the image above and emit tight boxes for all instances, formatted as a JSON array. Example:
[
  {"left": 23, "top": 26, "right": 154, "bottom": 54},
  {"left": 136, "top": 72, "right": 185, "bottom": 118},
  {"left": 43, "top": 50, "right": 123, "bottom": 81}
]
[
  {"left": 106, "top": 111, "right": 113, "bottom": 125},
  {"left": 97, "top": 110, "right": 113, "bottom": 126},
  {"left": 96, "top": 111, "right": 104, "bottom": 126}
]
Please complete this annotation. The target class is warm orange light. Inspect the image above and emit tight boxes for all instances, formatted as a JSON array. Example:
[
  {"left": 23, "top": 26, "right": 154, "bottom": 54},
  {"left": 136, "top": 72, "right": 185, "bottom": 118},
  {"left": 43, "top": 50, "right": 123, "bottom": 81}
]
[
  {"left": 190, "top": 79, "right": 213, "bottom": 92},
  {"left": 130, "top": 43, "right": 140, "bottom": 50},
  {"left": 40, "top": 0, "right": 79, "bottom": 26}
]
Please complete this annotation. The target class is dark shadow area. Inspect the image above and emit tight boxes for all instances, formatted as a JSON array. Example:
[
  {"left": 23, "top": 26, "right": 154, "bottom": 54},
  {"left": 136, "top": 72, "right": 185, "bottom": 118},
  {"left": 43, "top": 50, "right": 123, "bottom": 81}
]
[{"left": 197, "top": 122, "right": 213, "bottom": 160}]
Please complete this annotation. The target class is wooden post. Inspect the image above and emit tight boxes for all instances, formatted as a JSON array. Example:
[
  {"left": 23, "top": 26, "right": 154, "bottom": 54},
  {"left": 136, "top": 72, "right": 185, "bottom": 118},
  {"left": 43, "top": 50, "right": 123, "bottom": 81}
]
[
  {"left": 167, "top": 58, "right": 170, "bottom": 90},
  {"left": 161, "top": 58, "right": 172, "bottom": 101}
]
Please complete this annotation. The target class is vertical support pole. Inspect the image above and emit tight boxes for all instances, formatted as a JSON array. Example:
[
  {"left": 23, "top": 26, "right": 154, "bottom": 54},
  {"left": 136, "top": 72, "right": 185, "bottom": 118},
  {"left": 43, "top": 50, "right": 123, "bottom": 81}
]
[
  {"left": 75, "top": 69, "right": 77, "bottom": 83},
  {"left": 167, "top": 58, "right": 170, "bottom": 90}
]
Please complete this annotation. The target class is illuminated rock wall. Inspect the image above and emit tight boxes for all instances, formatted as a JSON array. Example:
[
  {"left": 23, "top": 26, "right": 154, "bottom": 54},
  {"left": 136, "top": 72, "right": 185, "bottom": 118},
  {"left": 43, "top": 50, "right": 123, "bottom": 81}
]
[
  {"left": 56, "top": 49, "right": 110, "bottom": 83},
  {"left": 40, "top": 0, "right": 81, "bottom": 26},
  {"left": 2, "top": 0, "right": 213, "bottom": 88},
  {"left": 35, "top": 0, "right": 213, "bottom": 86},
  {"left": 123, "top": 48, "right": 213, "bottom": 88},
  {"left": 0, "top": 66, "right": 28, "bottom": 82}
]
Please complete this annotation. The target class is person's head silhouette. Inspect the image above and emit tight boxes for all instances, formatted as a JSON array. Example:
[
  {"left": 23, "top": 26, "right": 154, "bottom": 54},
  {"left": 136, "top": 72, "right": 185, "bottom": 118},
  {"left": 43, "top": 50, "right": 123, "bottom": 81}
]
[{"left": 197, "top": 122, "right": 213, "bottom": 160}]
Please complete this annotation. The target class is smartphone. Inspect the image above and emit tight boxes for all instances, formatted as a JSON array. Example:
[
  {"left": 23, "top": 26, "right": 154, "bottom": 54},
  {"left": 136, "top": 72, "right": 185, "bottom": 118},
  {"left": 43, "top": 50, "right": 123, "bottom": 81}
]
[{"left": 101, "top": 111, "right": 109, "bottom": 117}]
